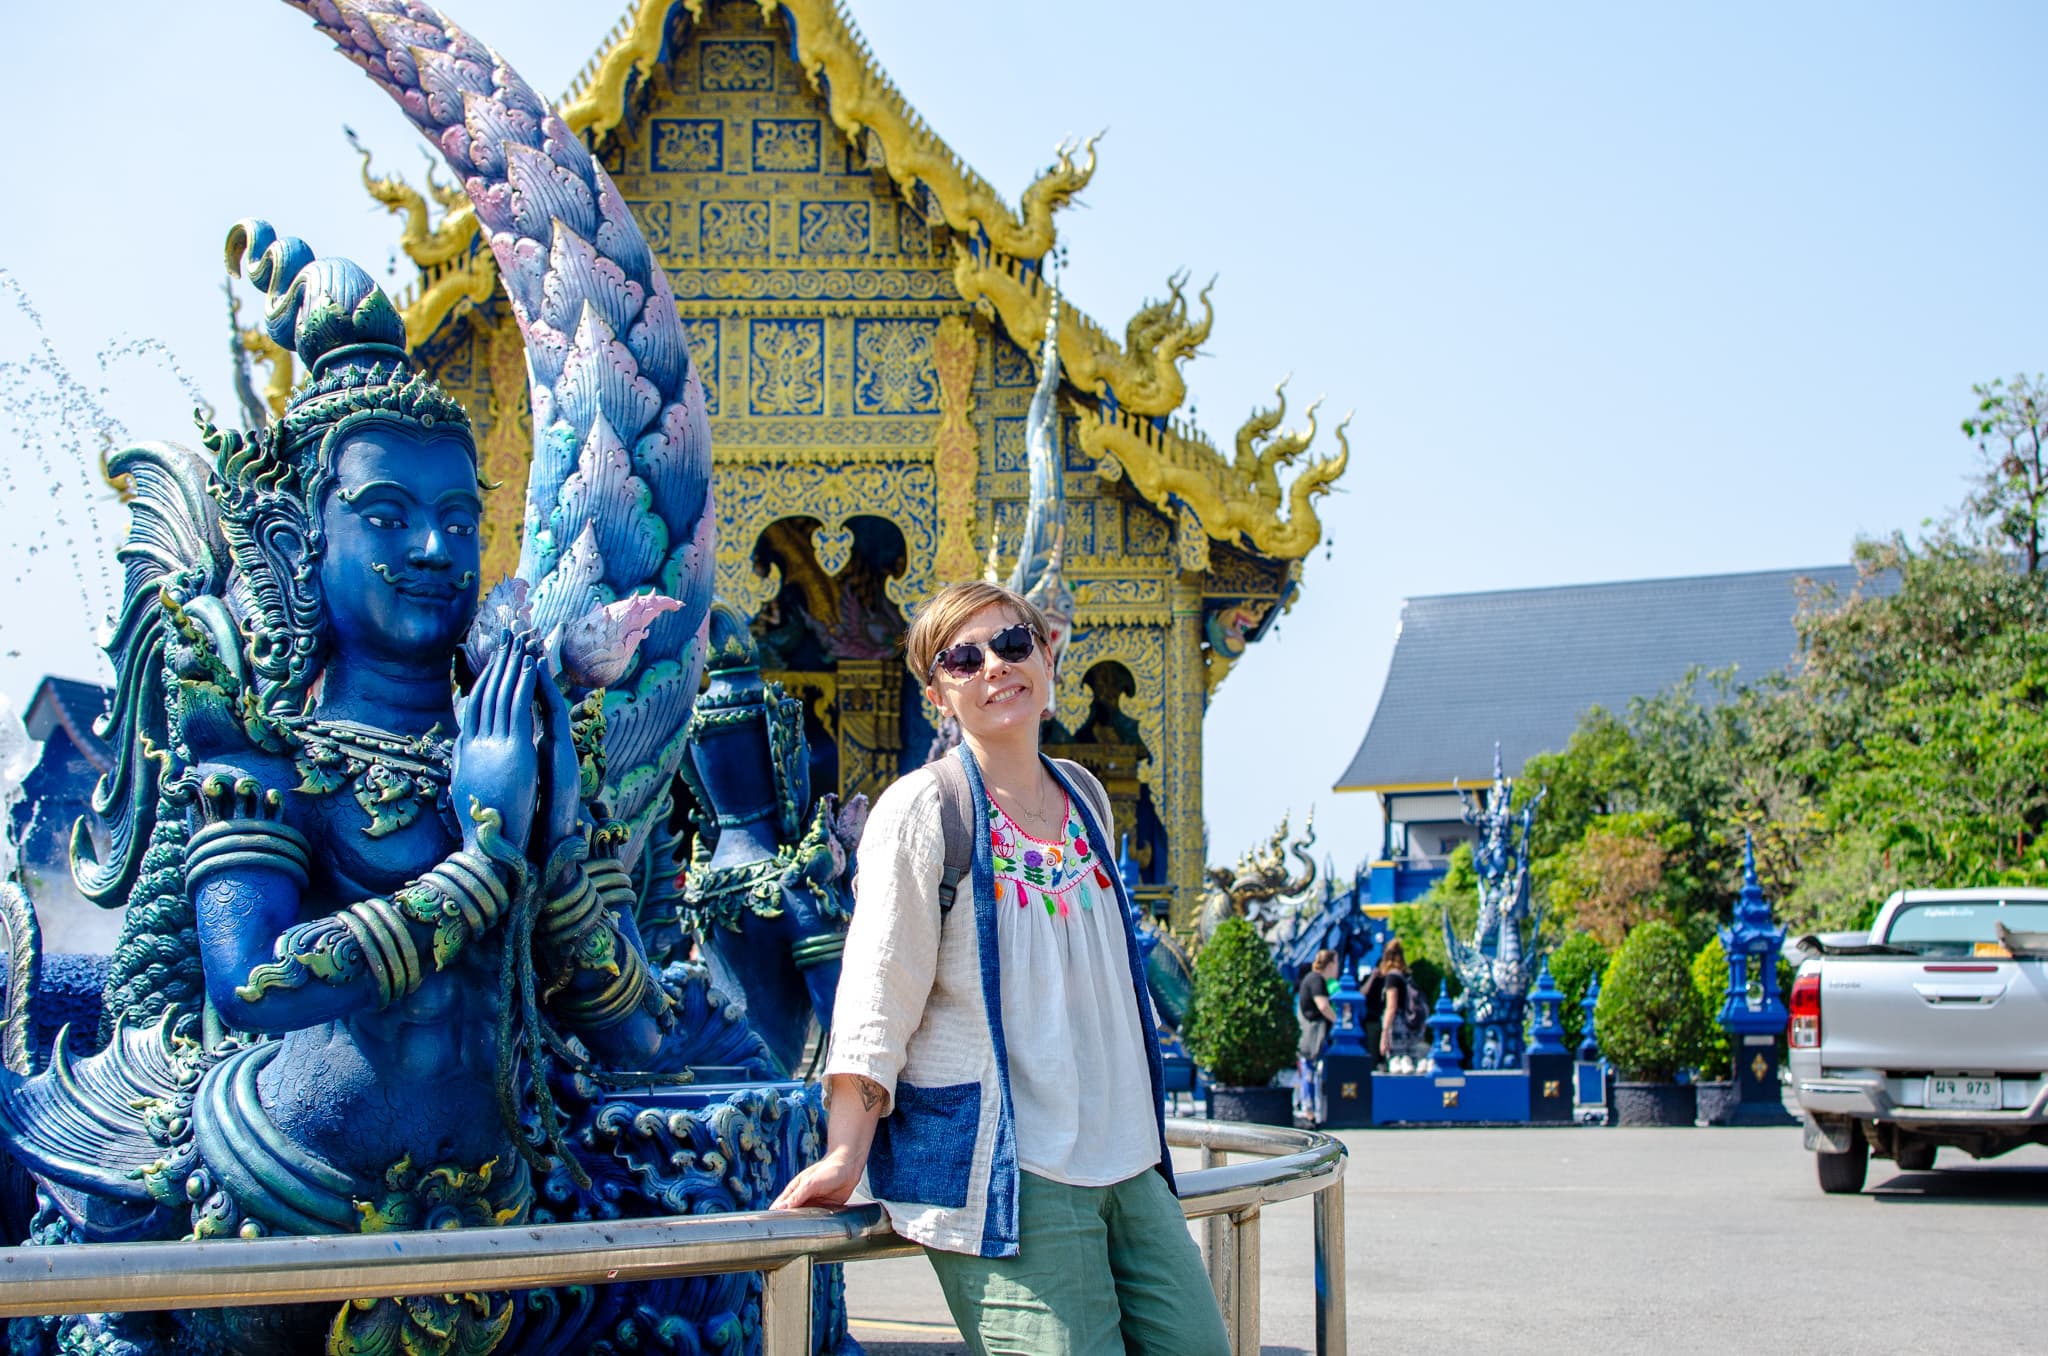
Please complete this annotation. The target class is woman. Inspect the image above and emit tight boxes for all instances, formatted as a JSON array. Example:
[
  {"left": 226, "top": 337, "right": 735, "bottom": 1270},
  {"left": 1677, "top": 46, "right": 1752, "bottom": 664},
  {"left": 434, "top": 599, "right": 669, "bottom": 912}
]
[
  {"left": 1365, "top": 938, "right": 1426, "bottom": 1071},
  {"left": 772, "top": 581, "right": 1229, "bottom": 1356}
]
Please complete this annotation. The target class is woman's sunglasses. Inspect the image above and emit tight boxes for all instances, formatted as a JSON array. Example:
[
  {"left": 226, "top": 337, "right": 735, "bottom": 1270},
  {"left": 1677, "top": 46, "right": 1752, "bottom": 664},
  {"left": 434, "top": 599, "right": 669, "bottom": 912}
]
[{"left": 930, "top": 623, "right": 1037, "bottom": 678}]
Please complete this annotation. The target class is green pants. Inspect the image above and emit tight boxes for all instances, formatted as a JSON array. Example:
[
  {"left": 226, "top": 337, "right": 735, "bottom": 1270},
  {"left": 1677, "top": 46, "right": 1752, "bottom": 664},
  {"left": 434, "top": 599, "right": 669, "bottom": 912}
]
[{"left": 926, "top": 1169, "right": 1231, "bottom": 1356}]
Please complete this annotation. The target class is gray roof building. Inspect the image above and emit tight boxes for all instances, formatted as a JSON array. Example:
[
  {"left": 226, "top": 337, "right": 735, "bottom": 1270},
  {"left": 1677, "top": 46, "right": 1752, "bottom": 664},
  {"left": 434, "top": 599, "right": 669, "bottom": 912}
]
[{"left": 1336, "top": 565, "right": 1870, "bottom": 884}]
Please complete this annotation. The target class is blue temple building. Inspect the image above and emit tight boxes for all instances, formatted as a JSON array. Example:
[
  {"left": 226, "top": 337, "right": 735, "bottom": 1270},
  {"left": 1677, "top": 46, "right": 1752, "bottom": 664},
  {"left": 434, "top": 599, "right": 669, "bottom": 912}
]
[{"left": 1334, "top": 565, "right": 1869, "bottom": 903}]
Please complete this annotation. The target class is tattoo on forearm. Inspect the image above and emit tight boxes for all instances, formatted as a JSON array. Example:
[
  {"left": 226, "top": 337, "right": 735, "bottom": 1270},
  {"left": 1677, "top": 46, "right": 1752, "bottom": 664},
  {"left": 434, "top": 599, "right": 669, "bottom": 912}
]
[{"left": 856, "top": 1077, "right": 885, "bottom": 1112}]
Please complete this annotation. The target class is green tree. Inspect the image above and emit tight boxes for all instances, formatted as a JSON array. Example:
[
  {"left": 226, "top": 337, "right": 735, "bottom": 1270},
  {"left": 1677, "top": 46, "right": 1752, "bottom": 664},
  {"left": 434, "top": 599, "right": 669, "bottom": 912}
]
[
  {"left": 1518, "top": 710, "right": 1641, "bottom": 860},
  {"left": 1790, "top": 536, "right": 2048, "bottom": 889},
  {"left": 1545, "top": 930, "right": 1608, "bottom": 1052},
  {"left": 1541, "top": 810, "right": 1683, "bottom": 946},
  {"left": 1182, "top": 916, "right": 1298, "bottom": 1088},
  {"left": 1691, "top": 936, "right": 1731, "bottom": 1080},
  {"left": 1495, "top": 376, "right": 2048, "bottom": 951},
  {"left": 1962, "top": 374, "right": 2048, "bottom": 573},
  {"left": 1594, "top": 920, "right": 1709, "bottom": 1082}
]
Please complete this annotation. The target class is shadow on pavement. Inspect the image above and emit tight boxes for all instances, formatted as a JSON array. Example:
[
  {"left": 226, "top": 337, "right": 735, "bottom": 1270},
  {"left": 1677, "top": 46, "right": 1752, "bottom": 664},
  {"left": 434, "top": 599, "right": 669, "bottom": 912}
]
[{"left": 1869, "top": 1164, "right": 2048, "bottom": 1206}]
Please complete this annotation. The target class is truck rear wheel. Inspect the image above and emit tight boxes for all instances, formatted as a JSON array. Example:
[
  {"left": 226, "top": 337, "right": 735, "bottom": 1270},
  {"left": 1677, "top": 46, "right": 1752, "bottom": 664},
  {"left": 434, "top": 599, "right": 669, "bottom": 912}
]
[
  {"left": 1895, "top": 1139, "right": 1936, "bottom": 1172},
  {"left": 1817, "top": 1135, "right": 1869, "bottom": 1194}
]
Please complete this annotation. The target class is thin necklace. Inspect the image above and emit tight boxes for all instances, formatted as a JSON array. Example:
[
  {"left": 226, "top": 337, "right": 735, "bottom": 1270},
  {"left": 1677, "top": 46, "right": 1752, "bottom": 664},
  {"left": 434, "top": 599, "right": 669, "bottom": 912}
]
[{"left": 997, "top": 772, "right": 1061, "bottom": 838}]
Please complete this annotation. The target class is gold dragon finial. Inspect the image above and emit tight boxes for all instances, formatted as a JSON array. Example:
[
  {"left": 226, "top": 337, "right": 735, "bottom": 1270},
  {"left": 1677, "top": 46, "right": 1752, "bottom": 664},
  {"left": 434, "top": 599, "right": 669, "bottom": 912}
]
[
  {"left": 1013, "top": 134, "right": 1100, "bottom": 255},
  {"left": 1232, "top": 379, "right": 1323, "bottom": 491},
  {"left": 346, "top": 127, "right": 478, "bottom": 270},
  {"left": 1108, "top": 271, "right": 1214, "bottom": 413}
]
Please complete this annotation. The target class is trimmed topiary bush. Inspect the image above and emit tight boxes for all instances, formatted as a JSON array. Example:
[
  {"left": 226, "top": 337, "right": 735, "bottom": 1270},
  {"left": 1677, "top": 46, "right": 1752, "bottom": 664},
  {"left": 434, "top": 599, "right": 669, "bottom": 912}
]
[
  {"left": 1183, "top": 916, "right": 1298, "bottom": 1088},
  {"left": 1594, "top": 920, "right": 1709, "bottom": 1083},
  {"left": 1409, "top": 956, "right": 1446, "bottom": 1006},
  {"left": 1545, "top": 930, "right": 1608, "bottom": 1053},
  {"left": 1691, "top": 936, "right": 1731, "bottom": 1080}
]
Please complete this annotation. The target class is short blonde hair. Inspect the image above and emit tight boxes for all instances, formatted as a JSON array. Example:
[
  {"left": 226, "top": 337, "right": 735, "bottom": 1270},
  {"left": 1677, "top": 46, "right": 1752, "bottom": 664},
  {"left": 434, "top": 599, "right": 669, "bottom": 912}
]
[{"left": 906, "top": 581, "right": 1051, "bottom": 684}]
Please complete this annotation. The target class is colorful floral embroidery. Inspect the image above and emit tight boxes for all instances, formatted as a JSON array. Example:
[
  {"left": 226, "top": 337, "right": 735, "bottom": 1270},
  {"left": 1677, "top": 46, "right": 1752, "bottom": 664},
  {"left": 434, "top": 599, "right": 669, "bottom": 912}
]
[{"left": 989, "top": 794, "right": 1097, "bottom": 917}]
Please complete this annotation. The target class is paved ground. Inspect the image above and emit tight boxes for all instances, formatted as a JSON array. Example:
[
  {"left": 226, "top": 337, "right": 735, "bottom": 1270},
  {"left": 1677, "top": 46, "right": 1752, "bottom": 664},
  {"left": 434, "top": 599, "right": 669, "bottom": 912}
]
[{"left": 844, "top": 1124, "right": 2048, "bottom": 1354}]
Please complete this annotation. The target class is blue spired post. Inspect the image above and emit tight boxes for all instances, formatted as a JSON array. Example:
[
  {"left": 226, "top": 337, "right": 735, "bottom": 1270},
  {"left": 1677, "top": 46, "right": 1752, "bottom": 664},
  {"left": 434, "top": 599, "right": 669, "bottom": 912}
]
[
  {"left": 1442, "top": 747, "right": 1547, "bottom": 1070},
  {"left": 1719, "top": 835, "right": 1796, "bottom": 1125},
  {"left": 1525, "top": 960, "right": 1572, "bottom": 1121},
  {"left": 1574, "top": 972, "right": 1608, "bottom": 1111}
]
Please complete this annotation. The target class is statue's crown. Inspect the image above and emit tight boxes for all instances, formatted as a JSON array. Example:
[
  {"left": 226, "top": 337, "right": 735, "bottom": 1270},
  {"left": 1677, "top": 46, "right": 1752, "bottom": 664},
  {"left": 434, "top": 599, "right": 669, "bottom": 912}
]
[{"left": 222, "top": 220, "right": 471, "bottom": 475}]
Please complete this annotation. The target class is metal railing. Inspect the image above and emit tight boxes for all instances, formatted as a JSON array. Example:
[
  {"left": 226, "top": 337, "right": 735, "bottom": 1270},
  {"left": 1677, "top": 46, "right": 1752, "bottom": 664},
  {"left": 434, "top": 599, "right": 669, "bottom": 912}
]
[{"left": 0, "top": 1117, "right": 1345, "bottom": 1356}]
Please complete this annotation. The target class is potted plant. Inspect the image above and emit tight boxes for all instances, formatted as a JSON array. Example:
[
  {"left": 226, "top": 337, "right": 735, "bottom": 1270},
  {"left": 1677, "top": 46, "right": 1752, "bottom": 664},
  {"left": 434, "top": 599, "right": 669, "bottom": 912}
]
[
  {"left": 1183, "top": 917, "right": 1298, "bottom": 1124},
  {"left": 1691, "top": 936, "right": 1738, "bottom": 1126},
  {"left": 1593, "top": 920, "right": 1708, "bottom": 1126}
]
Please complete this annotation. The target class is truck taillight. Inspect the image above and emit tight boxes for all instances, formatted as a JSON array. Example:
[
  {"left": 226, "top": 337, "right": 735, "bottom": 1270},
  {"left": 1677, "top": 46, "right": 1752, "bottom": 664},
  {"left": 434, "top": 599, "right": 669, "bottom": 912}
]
[{"left": 1789, "top": 972, "right": 1822, "bottom": 1049}]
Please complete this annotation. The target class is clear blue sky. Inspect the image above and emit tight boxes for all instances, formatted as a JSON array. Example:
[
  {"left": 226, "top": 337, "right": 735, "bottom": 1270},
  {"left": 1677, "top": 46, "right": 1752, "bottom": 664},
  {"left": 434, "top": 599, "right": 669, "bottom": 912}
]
[{"left": 1, "top": 1, "right": 2041, "bottom": 871}]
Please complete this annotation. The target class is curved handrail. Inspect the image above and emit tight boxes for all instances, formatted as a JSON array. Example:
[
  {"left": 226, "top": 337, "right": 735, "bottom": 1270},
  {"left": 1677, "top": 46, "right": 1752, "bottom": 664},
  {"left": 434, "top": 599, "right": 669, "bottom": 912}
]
[{"left": 0, "top": 1120, "right": 1345, "bottom": 1323}]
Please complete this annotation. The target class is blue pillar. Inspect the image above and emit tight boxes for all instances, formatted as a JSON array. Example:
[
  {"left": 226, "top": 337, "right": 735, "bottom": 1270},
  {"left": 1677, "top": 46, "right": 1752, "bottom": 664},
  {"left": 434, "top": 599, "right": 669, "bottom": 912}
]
[
  {"left": 1574, "top": 971, "right": 1606, "bottom": 1111},
  {"left": 1717, "top": 834, "right": 1794, "bottom": 1126},
  {"left": 1320, "top": 966, "right": 1375, "bottom": 1127},
  {"left": 1578, "top": 972, "right": 1602, "bottom": 1063},
  {"left": 1528, "top": 961, "right": 1567, "bottom": 1059},
  {"left": 1527, "top": 960, "right": 1571, "bottom": 1121},
  {"left": 1325, "top": 967, "right": 1369, "bottom": 1059},
  {"left": 1427, "top": 992, "right": 1465, "bottom": 1076}
]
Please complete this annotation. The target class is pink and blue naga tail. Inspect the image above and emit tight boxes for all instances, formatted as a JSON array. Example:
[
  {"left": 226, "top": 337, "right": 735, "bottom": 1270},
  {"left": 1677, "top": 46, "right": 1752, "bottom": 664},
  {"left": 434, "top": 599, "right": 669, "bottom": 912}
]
[{"left": 284, "top": 0, "right": 714, "bottom": 868}]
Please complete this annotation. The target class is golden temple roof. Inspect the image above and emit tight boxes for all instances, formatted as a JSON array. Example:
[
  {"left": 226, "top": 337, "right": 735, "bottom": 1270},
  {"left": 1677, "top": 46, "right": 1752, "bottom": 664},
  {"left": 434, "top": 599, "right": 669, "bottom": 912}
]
[{"left": 366, "top": 0, "right": 1346, "bottom": 562}]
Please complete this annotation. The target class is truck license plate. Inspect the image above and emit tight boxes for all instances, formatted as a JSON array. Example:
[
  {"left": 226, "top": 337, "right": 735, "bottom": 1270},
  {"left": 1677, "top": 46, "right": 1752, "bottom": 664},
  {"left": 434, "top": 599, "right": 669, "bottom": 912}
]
[{"left": 1924, "top": 1076, "right": 1999, "bottom": 1109}]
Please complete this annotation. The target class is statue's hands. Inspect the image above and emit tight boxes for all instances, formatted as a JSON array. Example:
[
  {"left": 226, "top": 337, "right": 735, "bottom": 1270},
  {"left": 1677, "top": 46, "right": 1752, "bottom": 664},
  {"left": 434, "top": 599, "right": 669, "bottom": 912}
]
[
  {"left": 537, "top": 666, "right": 584, "bottom": 859},
  {"left": 453, "top": 629, "right": 541, "bottom": 856}
]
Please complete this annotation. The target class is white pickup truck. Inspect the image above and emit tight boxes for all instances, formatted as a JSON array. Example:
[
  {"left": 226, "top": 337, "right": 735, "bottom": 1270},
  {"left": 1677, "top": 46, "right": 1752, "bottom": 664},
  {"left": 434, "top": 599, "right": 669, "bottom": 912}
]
[{"left": 1790, "top": 887, "right": 2048, "bottom": 1194}]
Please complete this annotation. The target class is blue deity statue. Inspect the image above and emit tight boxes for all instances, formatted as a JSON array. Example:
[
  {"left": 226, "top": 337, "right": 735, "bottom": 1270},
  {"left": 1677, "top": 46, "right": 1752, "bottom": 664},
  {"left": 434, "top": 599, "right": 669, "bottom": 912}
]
[
  {"left": 678, "top": 605, "right": 864, "bottom": 1076},
  {"left": 1443, "top": 747, "right": 1546, "bottom": 1070},
  {"left": 0, "top": 4, "right": 850, "bottom": 1353}
]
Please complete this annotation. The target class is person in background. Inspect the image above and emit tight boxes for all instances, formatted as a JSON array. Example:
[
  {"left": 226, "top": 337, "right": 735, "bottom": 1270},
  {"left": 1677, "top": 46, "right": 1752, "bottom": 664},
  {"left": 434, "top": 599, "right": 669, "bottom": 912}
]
[
  {"left": 1295, "top": 949, "right": 1340, "bottom": 1119},
  {"left": 1364, "top": 938, "right": 1418, "bottom": 1071},
  {"left": 771, "top": 580, "right": 1228, "bottom": 1356}
]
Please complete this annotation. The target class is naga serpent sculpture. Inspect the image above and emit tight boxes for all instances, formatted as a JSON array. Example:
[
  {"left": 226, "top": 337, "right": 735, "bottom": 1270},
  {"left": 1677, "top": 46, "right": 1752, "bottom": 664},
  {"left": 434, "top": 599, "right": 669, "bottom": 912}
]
[{"left": 0, "top": 3, "right": 853, "bottom": 1353}]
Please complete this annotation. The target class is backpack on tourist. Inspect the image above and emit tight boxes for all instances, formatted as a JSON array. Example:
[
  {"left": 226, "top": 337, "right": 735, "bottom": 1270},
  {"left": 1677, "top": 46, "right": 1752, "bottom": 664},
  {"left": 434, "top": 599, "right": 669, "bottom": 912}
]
[
  {"left": 928, "top": 751, "right": 1115, "bottom": 912},
  {"left": 1402, "top": 976, "right": 1431, "bottom": 1034}
]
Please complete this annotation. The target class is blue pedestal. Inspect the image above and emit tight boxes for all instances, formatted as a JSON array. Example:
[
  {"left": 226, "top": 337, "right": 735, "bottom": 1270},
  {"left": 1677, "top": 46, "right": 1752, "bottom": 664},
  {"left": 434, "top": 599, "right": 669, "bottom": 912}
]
[
  {"left": 1728, "top": 1034, "right": 1796, "bottom": 1126},
  {"left": 1320, "top": 1055, "right": 1375, "bottom": 1128},
  {"left": 1370, "top": 1070, "right": 1532, "bottom": 1124},
  {"left": 1527, "top": 1053, "right": 1572, "bottom": 1122},
  {"left": 1573, "top": 1060, "right": 1606, "bottom": 1107}
]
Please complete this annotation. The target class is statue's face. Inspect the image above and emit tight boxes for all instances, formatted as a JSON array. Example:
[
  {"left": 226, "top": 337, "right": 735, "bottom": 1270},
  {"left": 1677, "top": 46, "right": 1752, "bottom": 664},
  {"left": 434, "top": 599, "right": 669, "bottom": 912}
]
[{"left": 317, "top": 427, "right": 482, "bottom": 667}]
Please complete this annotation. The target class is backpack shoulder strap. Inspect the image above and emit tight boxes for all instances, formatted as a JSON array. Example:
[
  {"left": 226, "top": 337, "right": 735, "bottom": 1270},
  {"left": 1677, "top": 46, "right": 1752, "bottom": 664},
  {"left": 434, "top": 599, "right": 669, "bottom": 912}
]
[
  {"left": 928, "top": 753, "right": 973, "bottom": 913},
  {"left": 1051, "top": 758, "right": 1116, "bottom": 851}
]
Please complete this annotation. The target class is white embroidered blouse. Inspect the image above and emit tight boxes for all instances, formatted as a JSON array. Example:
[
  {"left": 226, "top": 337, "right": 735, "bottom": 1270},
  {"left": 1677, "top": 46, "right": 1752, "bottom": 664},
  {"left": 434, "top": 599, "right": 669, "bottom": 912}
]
[{"left": 985, "top": 792, "right": 1160, "bottom": 1187}]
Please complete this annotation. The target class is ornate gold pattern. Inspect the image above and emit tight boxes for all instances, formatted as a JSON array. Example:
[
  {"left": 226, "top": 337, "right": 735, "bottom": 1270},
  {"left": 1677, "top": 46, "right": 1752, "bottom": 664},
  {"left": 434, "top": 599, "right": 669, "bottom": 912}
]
[
  {"left": 931, "top": 315, "right": 979, "bottom": 583},
  {"left": 852, "top": 319, "right": 939, "bottom": 414},
  {"left": 366, "top": 0, "right": 1342, "bottom": 566},
  {"left": 834, "top": 658, "right": 904, "bottom": 804},
  {"left": 1079, "top": 406, "right": 1349, "bottom": 561},
  {"left": 748, "top": 319, "right": 826, "bottom": 415},
  {"left": 237, "top": 323, "right": 294, "bottom": 426},
  {"left": 702, "top": 200, "right": 770, "bottom": 253},
  {"left": 378, "top": 0, "right": 1346, "bottom": 926},
  {"left": 953, "top": 249, "right": 1212, "bottom": 417},
  {"left": 477, "top": 319, "right": 534, "bottom": 585},
  {"left": 712, "top": 460, "right": 938, "bottom": 617}
]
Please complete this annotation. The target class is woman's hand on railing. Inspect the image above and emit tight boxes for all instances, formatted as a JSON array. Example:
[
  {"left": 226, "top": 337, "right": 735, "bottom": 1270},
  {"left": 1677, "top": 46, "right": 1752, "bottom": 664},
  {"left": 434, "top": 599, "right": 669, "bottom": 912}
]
[
  {"left": 770, "top": 1146, "right": 865, "bottom": 1210},
  {"left": 772, "top": 1073, "right": 885, "bottom": 1209}
]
